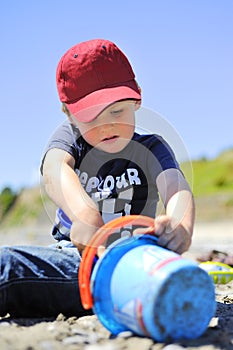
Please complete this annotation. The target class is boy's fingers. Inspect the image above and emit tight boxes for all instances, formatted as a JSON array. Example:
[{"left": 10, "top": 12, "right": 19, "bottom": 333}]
[
  {"left": 97, "top": 245, "right": 106, "bottom": 257},
  {"left": 133, "top": 226, "right": 154, "bottom": 236},
  {"left": 133, "top": 216, "right": 171, "bottom": 237},
  {"left": 154, "top": 216, "right": 173, "bottom": 235},
  {"left": 154, "top": 216, "right": 174, "bottom": 247}
]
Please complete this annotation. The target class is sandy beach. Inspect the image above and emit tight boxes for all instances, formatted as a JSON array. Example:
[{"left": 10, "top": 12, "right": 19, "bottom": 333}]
[{"left": 0, "top": 220, "right": 233, "bottom": 350}]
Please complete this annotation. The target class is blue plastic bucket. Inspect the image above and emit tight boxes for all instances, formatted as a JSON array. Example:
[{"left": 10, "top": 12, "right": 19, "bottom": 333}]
[{"left": 90, "top": 235, "right": 216, "bottom": 342}]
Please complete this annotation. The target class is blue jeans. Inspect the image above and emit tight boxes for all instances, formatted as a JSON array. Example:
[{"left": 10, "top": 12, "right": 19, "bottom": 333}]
[{"left": 0, "top": 241, "right": 93, "bottom": 318}]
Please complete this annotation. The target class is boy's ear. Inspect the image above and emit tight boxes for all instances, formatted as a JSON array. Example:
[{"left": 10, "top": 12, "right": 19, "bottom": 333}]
[
  {"left": 134, "top": 99, "right": 141, "bottom": 111},
  {"left": 137, "top": 84, "right": 142, "bottom": 95}
]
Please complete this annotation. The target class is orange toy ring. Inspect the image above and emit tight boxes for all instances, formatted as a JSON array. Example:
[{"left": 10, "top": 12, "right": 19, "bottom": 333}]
[{"left": 78, "top": 215, "right": 154, "bottom": 309}]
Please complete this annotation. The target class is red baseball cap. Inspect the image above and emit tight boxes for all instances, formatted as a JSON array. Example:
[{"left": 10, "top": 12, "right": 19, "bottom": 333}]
[{"left": 56, "top": 39, "right": 141, "bottom": 122}]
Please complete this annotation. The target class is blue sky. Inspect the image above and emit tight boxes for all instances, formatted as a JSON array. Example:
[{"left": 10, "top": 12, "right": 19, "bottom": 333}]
[{"left": 1, "top": 0, "right": 232, "bottom": 191}]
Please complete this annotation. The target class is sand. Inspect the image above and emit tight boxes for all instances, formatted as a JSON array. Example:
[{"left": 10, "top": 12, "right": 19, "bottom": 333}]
[{"left": 0, "top": 221, "right": 233, "bottom": 350}]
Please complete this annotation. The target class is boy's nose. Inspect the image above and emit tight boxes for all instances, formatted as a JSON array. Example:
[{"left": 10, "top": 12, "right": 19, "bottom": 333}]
[
  {"left": 97, "top": 113, "right": 115, "bottom": 127},
  {"left": 99, "top": 122, "right": 115, "bottom": 134}
]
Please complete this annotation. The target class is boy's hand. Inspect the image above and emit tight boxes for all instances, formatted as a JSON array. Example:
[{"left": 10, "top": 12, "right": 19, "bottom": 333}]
[
  {"left": 70, "top": 209, "right": 104, "bottom": 252},
  {"left": 133, "top": 215, "right": 192, "bottom": 254},
  {"left": 154, "top": 216, "right": 192, "bottom": 254}
]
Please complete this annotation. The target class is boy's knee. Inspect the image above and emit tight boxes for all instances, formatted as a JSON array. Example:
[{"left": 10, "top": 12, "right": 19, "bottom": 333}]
[
  {"left": 0, "top": 246, "right": 22, "bottom": 282},
  {"left": 0, "top": 246, "right": 15, "bottom": 260},
  {"left": 0, "top": 246, "right": 13, "bottom": 262}
]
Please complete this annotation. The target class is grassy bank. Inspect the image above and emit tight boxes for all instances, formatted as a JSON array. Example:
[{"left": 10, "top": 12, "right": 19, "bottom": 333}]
[{"left": 1, "top": 149, "right": 233, "bottom": 227}]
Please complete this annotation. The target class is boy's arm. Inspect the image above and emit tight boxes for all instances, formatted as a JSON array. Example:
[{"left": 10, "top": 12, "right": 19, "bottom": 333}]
[
  {"left": 42, "top": 148, "right": 104, "bottom": 250},
  {"left": 155, "top": 168, "right": 195, "bottom": 254}
]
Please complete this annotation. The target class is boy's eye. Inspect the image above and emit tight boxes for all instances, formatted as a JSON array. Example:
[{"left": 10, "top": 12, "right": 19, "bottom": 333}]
[{"left": 111, "top": 108, "right": 123, "bottom": 115}]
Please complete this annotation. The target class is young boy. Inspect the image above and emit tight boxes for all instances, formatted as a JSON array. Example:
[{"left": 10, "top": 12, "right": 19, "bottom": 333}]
[{"left": 0, "top": 39, "right": 195, "bottom": 318}]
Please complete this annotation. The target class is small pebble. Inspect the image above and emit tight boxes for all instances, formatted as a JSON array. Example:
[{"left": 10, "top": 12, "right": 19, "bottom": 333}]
[
  {"left": 84, "top": 344, "right": 118, "bottom": 350},
  {"left": 117, "top": 330, "right": 133, "bottom": 338},
  {"left": 163, "top": 345, "right": 185, "bottom": 350},
  {"left": 56, "top": 313, "right": 66, "bottom": 321},
  {"left": 0, "top": 322, "right": 11, "bottom": 327}
]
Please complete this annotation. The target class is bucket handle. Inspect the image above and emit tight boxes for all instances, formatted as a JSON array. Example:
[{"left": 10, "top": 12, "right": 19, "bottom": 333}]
[{"left": 79, "top": 215, "right": 155, "bottom": 309}]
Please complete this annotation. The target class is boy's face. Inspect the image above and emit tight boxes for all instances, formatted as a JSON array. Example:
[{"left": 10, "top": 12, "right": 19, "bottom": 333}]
[{"left": 70, "top": 100, "right": 140, "bottom": 153}]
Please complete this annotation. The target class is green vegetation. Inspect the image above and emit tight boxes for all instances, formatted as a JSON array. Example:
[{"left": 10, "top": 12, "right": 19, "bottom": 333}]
[
  {"left": 0, "top": 187, "right": 49, "bottom": 228},
  {"left": 190, "top": 149, "right": 233, "bottom": 197},
  {"left": 180, "top": 148, "right": 233, "bottom": 221},
  {"left": 6, "top": 194, "right": 41, "bottom": 227},
  {"left": 0, "top": 187, "right": 17, "bottom": 221}
]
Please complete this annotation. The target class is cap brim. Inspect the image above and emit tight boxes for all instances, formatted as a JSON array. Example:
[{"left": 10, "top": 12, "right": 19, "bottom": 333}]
[{"left": 65, "top": 81, "right": 141, "bottom": 122}]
